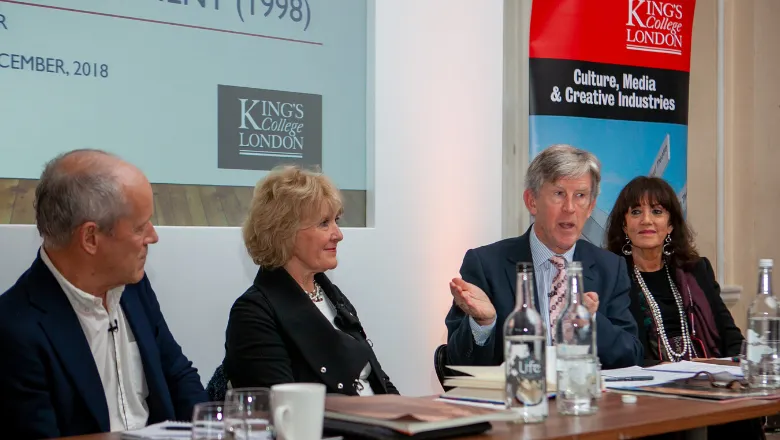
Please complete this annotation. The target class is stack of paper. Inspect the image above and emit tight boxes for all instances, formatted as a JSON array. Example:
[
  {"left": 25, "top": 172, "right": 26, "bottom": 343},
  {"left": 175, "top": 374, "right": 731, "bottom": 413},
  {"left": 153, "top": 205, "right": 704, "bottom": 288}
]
[
  {"left": 440, "top": 364, "right": 506, "bottom": 405},
  {"left": 601, "top": 365, "right": 694, "bottom": 389},
  {"left": 121, "top": 421, "right": 192, "bottom": 439},
  {"left": 601, "top": 361, "right": 744, "bottom": 390},
  {"left": 645, "top": 360, "right": 743, "bottom": 377},
  {"left": 439, "top": 362, "right": 557, "bottom": 406},
  {"left": 443, "top": 365, "right": 504, "bottom": 389}
]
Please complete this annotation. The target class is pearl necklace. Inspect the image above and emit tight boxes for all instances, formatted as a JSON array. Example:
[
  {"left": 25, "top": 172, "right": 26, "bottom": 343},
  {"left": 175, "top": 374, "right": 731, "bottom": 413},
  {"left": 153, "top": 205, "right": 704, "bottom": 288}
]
[
  {"left": 633, "top": 263, "right": 693, "bottom": 362},
  {"left": 306, "top": 282, "right": 324, "bottom": 303}
]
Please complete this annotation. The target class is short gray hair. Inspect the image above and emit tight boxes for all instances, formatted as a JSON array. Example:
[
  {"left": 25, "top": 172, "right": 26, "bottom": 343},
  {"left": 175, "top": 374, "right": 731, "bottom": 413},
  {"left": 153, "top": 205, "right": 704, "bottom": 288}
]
[
  {"left": 35, "top": 149, "right": 130, "bottom": 248},
  {"left": 525, "top": 144, "right": 601, "bottom": 200}
]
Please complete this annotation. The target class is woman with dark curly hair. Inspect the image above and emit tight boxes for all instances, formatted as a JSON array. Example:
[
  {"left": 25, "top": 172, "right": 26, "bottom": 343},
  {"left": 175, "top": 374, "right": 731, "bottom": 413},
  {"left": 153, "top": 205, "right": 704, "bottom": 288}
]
[
  {"left": 604, "top": 176, "right": 743, "bottom": 365},
  {"left": 605, "top": 176, "right": 763, "bottom": 440}
]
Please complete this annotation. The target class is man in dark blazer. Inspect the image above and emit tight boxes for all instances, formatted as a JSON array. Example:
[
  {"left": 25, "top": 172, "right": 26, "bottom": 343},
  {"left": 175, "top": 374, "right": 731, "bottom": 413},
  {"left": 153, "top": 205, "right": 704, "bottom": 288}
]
[
  {"left": 0, "top": 149, "right": 207, "bottom": 439},
  {"left": 446, "top": 145, "right": 642, "bottom": 370}
]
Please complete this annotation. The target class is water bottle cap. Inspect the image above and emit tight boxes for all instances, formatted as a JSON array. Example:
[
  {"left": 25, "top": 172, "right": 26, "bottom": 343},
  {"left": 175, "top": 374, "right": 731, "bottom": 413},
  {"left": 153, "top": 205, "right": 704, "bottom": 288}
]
[
  {"left": 516, "top": 262, "right": 534, "bottom": 273},
  {"left": 759, "top": 259, "right": 774, "bottom": 268},
  {"left": 621, "top": 394, "right": 638, "bottom": 404}
]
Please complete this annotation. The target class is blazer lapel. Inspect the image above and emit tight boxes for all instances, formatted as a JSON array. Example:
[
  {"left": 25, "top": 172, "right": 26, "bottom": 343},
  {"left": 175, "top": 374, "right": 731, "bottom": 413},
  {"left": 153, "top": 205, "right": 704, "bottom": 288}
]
[
  {"left": 504, "top": 226, "right": 541, "bottom": 312},
  {"left": 573, "top": 240, "right": 597, "bottom": 288},
  {"left": 120, "top": 288, "right": 168, "bottom": 418},
  {"left": 28, "top": 256, "right": 110, "bottom": 432}
]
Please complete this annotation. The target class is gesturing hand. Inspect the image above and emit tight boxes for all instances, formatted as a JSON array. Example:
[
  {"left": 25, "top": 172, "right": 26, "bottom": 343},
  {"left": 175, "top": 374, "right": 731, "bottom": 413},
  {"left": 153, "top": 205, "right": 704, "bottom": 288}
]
[
  {"left": 583, "top": 291, "right": 599, "bottom": 315},
  {"left": 449, "top": 278, "right": 496, "bottom": 326}
]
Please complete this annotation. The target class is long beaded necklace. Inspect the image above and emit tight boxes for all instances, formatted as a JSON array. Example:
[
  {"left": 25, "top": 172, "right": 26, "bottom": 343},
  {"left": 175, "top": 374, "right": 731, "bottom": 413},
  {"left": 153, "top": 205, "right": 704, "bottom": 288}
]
[
  {"left": 305, "top": 282, "right": 324, "bottom": 303},
  {"left": 633, "top": 263, "right": 693, "bottom": 362}
]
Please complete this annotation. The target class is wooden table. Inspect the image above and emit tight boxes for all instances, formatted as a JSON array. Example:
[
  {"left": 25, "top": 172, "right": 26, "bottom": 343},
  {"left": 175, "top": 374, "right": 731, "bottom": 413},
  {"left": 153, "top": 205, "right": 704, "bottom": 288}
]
[
  {"left": 52, "top": 392, "right": 780, "bottom": 440},
  {"left": 461, "top": 392, "right": 780, "bottom": 439}
]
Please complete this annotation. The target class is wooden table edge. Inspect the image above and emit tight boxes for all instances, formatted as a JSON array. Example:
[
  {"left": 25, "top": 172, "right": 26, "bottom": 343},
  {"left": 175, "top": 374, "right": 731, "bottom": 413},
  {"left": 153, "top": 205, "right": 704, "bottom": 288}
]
[{"left": 475, "top": 394, "right": 780, "bottom": 440}]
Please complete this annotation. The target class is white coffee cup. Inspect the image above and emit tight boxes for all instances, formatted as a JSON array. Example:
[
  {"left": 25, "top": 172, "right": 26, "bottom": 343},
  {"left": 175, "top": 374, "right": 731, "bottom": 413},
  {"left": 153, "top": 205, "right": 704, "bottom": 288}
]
[{"left": 271, "top": 383, "right": 326, "bottom": 440}]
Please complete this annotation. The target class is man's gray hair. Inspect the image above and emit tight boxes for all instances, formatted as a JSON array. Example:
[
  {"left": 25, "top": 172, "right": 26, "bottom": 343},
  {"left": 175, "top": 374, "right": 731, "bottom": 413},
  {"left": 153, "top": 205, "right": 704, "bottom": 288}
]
[
  {"left": 525, "top": 144, "right": 601, "bottom": 200},
  {"left": 34, "top": 149, "right": 130, "bottom": 248}
]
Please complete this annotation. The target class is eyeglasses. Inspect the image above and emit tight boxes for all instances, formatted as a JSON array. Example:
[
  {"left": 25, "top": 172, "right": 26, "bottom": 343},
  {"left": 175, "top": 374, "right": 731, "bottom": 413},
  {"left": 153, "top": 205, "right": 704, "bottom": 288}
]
[{"left": 685, "top": 371, "right": 749, "bottom": 390}]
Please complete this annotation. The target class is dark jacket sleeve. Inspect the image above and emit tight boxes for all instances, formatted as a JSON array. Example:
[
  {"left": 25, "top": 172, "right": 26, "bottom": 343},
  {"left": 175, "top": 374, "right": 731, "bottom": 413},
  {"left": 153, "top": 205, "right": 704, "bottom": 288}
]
[
  {"left": 0, "top": 319, "right": 60, "bottom": 440},
  {"left": 695, "top": 257, "right": 744, "bottom": 357},
  {"left": 224, "top": 291, "right": 296, "bottom": 389},
  {"left": 596, "top": 257, "right": 644, "bottom": 369},
  {"left": 338, "top": 293, "right": 400, "bottom": 395},
  {"left": 445, "top": 249, "right": 499, "bottom": 366},
  {"left": 141, "top": 276, "right": 208, "bottom": 420}
]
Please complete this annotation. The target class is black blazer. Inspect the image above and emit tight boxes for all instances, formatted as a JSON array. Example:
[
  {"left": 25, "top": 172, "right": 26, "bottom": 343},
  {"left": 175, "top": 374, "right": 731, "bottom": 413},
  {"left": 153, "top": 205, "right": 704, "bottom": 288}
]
[
  {"left": 223, "top": 267, "right": 399, "bottom": 396},
  {"left": 627, "top": 257, "right": 744, "bottom": 366}
]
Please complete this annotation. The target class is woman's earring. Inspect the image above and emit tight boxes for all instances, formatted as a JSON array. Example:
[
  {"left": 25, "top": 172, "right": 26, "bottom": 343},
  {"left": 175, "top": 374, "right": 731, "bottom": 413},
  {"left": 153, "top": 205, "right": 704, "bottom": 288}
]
[
  {"left": 663, "top": 234, "right": 674, "bottom": 256},
  {"left": 622, "top": 234, "right": 632, "bottom": 256}
]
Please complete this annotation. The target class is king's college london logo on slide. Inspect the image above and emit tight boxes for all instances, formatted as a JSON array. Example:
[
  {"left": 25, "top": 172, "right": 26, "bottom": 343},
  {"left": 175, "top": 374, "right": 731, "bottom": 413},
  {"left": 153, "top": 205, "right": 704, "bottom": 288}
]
[{"left": 217, "top": 85, "right": 323, "bottom": 171}]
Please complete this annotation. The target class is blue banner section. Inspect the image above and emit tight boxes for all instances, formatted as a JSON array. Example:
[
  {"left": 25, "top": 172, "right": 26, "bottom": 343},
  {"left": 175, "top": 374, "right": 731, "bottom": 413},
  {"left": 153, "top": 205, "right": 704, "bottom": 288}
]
[{"left": 530, "top": 116, "right": 687, "bottom": 245}]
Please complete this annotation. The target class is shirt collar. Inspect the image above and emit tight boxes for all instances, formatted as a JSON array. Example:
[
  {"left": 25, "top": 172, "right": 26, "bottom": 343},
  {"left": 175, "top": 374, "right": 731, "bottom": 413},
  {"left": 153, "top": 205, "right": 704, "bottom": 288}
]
[
  {"left": 40, "top": 247, "right": 125, "bottom": 313},
  {"left": 529, "top": 223, "right": 576, "bottom": 268}
]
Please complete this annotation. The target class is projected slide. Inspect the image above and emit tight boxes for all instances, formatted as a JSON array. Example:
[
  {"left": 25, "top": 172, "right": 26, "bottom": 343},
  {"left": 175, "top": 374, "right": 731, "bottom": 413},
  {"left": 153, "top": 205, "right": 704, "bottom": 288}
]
[{"left": 0, "top": 0, "right": 368, "bottom": 227}]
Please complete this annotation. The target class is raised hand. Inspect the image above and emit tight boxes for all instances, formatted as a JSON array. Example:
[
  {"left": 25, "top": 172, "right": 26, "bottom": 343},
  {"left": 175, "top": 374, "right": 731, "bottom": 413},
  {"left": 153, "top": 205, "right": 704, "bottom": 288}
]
[{"left": 450, "top": 278, "right": 496, "bottom": 325}]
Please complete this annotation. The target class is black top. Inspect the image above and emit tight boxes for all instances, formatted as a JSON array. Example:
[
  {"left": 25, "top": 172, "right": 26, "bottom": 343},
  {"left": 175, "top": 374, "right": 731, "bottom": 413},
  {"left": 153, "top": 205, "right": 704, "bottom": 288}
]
[
  {"left": 636, "top": 268, "right": 683, "bottom": 338},
  {"left": 627, "top": 257, "right": 744, "bottom": 366},
  {"left": 223, "top": 267, "right": 399, "bottom": 396}
]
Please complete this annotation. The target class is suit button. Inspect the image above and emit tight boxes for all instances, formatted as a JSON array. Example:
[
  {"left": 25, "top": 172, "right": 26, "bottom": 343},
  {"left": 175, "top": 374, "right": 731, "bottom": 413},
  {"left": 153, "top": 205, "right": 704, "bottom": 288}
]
[
  {"left": 337, "top": 383, "right": 343, "bottom": 389},
  {"left": 321, "top": 367, "right": 327, "bottom": 373}
]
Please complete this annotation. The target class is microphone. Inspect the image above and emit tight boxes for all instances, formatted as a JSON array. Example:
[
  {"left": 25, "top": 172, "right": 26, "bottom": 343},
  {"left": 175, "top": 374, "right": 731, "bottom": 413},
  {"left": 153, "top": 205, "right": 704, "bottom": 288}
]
[{"left": 108, "top": 319, "right": 119, "bottom": 334}]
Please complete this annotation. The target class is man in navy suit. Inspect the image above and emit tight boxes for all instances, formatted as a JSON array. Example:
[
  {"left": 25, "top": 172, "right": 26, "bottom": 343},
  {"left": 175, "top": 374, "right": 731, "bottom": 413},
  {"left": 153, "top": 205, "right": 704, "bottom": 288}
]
[
  {"left": 446, "top": 145, "right": 642, "bottom": 369},
  {"left": 0, "top": 149, "right": 207, "bottom": 439}
]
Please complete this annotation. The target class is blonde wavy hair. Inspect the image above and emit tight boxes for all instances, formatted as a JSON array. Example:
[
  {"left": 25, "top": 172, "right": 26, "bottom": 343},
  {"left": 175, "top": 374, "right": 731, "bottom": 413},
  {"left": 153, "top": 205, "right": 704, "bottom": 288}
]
[{"left": 243, "top": 165, "right": 343, "bottom": 268}]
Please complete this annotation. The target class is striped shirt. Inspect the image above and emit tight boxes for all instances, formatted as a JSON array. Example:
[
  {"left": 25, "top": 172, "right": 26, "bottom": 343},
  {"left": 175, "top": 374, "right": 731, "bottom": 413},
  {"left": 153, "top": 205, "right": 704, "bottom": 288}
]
[{"left": 470, "top": 224, "right": 576, "bottom": 346}]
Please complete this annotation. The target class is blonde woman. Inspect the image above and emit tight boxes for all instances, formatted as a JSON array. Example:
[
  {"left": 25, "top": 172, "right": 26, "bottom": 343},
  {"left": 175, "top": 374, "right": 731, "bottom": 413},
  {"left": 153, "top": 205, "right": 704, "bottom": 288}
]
[{"left": 223, "top": 166, "right": 398, "bottom": 396}]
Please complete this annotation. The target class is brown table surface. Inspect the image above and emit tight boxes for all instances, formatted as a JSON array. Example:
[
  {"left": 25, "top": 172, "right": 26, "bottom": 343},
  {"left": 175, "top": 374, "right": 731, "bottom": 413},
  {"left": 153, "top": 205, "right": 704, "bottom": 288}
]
[
  {"left": 53, "top": 391, "right": 780, "bottom": 440},
  {"left": 460, "top": 391, "right": 780, "bottom": 439}
]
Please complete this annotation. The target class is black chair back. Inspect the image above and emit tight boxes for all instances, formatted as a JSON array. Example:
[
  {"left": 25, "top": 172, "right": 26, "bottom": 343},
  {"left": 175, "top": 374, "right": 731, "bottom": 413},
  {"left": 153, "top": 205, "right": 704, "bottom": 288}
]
[{"left": 434, "top": 344, "right": 456, "bottom": 391}]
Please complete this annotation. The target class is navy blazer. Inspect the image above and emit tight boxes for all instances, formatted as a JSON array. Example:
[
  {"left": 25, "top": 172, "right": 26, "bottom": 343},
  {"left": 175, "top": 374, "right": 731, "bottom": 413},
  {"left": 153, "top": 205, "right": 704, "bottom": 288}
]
[
  {"left": 445, "top": 226, "right": 643, "bottom": 370},
  {"left": 0, "top": 253, "right": 208, "bottom": 440}
]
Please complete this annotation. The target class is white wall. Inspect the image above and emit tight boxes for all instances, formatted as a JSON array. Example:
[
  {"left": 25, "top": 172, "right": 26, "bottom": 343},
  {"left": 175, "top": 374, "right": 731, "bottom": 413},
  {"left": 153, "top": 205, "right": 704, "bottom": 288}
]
[{"left": 0, "top": 0, "right": 504, "bottom": 397}]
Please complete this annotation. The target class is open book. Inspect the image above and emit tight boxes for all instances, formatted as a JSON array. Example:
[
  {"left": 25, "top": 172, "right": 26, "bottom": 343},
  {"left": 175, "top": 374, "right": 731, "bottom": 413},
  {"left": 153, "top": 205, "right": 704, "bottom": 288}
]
[
  {"left": 442, "top": 364, "right": 505, "bottom": 390},
  {"left": 324, "top": 394, "right": 517, "bottom": 436}
]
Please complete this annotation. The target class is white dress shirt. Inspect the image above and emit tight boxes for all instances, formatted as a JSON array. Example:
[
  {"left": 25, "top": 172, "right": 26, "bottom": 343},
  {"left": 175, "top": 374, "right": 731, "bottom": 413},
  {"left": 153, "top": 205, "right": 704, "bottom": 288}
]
[
  {"left": 312, "top": 295, "right": 375, "bottom": 396},
  {"left": 41, "top": 249, "right": 150, "bottom": 432},
  {"left": 470, "top": 224, "right": 576, "bottom": 346}
]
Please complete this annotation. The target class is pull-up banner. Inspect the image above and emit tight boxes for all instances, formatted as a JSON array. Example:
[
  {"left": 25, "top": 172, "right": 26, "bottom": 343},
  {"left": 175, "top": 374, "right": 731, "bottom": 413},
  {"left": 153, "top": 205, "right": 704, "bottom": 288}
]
[{"left": 528, "top": 0, "right": 696, "bottom": 245}]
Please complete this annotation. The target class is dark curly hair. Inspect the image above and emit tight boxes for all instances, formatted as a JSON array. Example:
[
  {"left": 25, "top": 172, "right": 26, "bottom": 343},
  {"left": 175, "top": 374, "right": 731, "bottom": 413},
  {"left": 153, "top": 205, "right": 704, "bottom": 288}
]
[{"left": 604, "top": 176, "right": 699, "bottom": 269}]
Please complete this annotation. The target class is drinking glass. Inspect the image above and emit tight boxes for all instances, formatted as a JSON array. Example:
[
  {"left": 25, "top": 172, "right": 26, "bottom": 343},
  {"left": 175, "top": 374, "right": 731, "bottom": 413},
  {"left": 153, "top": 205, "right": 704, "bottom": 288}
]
[
  {"left": 192, "top": 402, "right": 237, "bottom": 440},
  {"left": 224, "top": 387, "right": 273, "bottom": 440},
  {"left": 740, "top": 340, "right": 749, "bottom": 378}
]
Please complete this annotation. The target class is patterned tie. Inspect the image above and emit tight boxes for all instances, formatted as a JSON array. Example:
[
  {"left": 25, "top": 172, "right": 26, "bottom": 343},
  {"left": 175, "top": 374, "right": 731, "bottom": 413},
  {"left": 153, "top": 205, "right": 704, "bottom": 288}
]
[{"left": 548, "top": 255, "right": 567, "bottom": 343}]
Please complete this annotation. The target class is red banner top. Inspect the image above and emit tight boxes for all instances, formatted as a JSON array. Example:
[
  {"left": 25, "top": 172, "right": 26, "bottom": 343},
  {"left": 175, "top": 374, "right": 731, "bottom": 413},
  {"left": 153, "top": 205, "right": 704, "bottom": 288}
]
[{"left": 529, "top": 0, "right": 696, "bottom": 72}]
